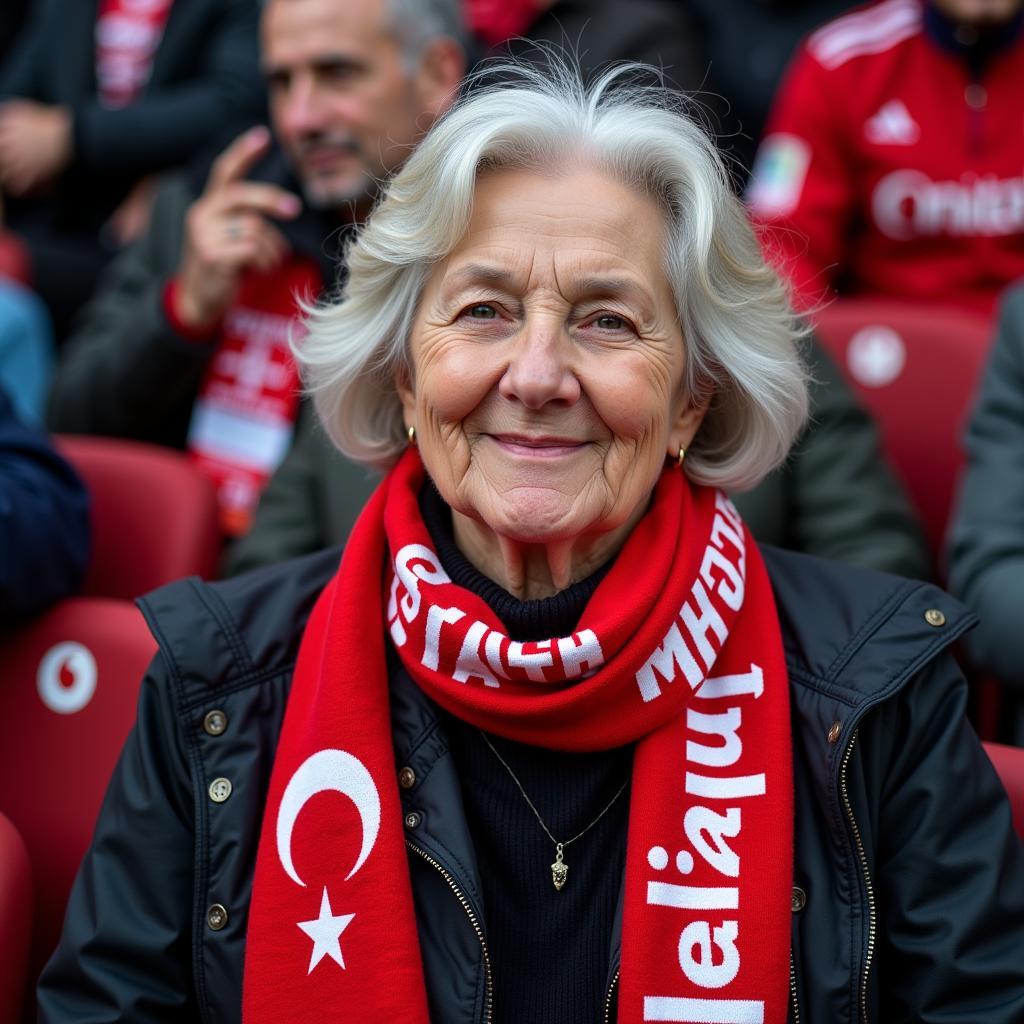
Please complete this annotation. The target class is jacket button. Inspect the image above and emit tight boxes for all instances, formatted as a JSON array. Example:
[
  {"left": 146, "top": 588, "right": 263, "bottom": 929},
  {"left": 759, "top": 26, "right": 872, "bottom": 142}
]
[
  {"left": 208, "top": 777, "right": 233, "bottom": 803},
  {"left": 207, "top": 904, "right": 229, "bottom": 931},
  {"left": 792, "top": 886, "right": 807, "bottom": 912},
  {"left": 924, "top": 608, "right": 946, "bottom": 627},
  {"left": 404, "top": 811, "right": 421, "bottom": 830},
  {"left": 203, "top": 709, "right": 228, "bottom": 736},
  {"left": 398, "top": 766, "right": 416, "bottom": 790},
  {"left": 827, "top": 720, "right": 842, "bottom": 744}
]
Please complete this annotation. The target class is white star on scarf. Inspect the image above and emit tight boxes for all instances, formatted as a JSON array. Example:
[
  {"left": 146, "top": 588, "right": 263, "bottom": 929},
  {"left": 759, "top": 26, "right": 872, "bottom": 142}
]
[{"left": 297, "top": 887, "right": 355, "bottom": 973}]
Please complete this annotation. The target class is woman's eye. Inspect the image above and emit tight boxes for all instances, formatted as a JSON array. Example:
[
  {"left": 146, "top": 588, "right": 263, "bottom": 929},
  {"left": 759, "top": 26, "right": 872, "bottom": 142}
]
[
  {"left": 466, "top": 304, "right": 498, "bottom": 319},
  {"left": 595, "top": 314, "right": 627, "bottom": 330}
]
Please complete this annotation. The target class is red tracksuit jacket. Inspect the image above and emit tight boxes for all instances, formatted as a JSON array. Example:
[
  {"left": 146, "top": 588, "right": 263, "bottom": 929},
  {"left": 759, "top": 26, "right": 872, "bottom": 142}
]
[{"left": 747, "top": 0, "right": 1024, "bottom": 316}]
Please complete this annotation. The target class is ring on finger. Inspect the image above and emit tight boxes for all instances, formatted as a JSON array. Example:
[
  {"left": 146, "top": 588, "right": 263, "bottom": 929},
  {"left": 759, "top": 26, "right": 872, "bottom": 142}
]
[{"left": 225, "top": 219, "right": 243, "bottom": 241}]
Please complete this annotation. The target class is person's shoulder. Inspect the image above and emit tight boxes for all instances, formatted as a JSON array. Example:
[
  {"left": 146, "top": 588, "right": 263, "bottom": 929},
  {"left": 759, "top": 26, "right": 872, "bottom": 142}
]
[
  {"left": 137, "top": 547, "right": 342, "bottom": 701},
  {"left": 760, "top": 545, "right": 974, "bottom": 701},
  {"left": 803, "top": 0, "right": 923, "bottom": 71}
]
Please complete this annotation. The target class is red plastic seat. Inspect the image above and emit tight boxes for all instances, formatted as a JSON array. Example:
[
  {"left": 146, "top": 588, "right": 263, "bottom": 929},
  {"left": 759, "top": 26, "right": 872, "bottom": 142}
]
[
  {"left": 984, "top": 742, "right": 1024, "bottom": 839},
  {"left": 0, "top": 597, "right": 157, "bottom": 1010},
  {"left": 0, "top": 811, "right": 32, "bottom": 1023},
  {"left": 813, "top": 300, "right": 992, "bottom": 563},
  {"left": 57, "top": 435, "right": 221, "bottom": 600}
]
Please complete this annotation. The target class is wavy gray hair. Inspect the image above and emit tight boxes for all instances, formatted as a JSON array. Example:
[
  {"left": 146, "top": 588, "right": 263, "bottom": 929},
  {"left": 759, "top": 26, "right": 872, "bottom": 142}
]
[{"left": 297, "top": 61, "right": 809, "bottom": 492}]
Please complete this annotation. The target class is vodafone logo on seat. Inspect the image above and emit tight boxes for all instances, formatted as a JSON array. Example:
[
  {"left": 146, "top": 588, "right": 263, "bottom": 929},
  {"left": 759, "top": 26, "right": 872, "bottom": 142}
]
[
  {"left": 37, "top": 642, "right": 98, "bottom": 715},
  {"left": 872, "top": 170, "right": 1024, "bottom": 240}
]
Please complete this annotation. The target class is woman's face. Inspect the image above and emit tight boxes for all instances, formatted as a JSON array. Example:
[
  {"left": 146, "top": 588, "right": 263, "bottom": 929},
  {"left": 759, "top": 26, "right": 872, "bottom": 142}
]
[{"left": 398, "top": 165, "right": 707, "bottom": 547}]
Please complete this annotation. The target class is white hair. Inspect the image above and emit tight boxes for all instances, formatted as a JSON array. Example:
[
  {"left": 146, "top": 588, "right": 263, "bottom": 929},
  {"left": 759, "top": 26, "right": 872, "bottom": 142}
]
[{"left": 297, "top": 61, "right": 809, "bottom": 492}]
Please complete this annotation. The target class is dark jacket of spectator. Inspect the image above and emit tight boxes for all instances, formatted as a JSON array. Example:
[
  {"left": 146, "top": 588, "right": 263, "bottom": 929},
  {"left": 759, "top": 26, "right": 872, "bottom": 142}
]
[
  {"left": 225, "top": 339, "right": 931, "bottom": 580},
  {"left": 47, "top": 155, "right": 341, "bottom": 448},
  {"left": 37, "top": 543, "right": 1024, "bottom": 1022},
  {"left": 948, "top": 283, "right": 1024, "bottom": 689},
  {"left": 0, "top": 386, "right": 89, "bottom": 616},
  {"left": 0, "top": 0, "right": 263, "bottom": 229},
  {"left": 0, "top": 0, "right": 265, "bottom": 336}
]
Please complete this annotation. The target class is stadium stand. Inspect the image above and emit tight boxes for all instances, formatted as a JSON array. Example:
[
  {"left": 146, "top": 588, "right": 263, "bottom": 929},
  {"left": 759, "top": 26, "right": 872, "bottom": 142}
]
[
  {"left": 57, "top": 435, "right": 220, "bottom": 599},
  {"left": 0, "top": 597, "right": 156, "bottom": 1019}
]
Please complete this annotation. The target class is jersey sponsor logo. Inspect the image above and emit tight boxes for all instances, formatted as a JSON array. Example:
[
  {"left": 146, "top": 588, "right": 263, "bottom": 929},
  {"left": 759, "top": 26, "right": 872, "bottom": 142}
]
[
  {"left": 864, "top": 100, "right": 920, "bottom": 146},
  {"left": 872, "top": 169, "right": 1024, "bottom": 239},
  {"left": 746, "top": 134, "right": 811, "bottom": 218}
]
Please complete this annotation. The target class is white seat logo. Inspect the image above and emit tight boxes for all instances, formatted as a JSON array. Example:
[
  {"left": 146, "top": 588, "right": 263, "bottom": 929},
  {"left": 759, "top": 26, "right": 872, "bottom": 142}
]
[
  {"left": 847, "top": 326, "right": 906, "bottom": 388},
  {"left": 37, "top": 642, "right": 98, "bottom": 715}
]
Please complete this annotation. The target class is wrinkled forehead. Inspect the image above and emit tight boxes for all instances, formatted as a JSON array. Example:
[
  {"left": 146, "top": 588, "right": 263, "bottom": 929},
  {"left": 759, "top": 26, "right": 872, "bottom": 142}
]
[{"left": 429, "top": 166, "right": 675, "bottom": 305}]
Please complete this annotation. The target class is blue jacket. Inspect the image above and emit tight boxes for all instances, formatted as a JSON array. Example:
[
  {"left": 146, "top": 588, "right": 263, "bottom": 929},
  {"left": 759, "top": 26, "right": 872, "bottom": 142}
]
[
  {"left": 0, "top": 388, "right": 89, "bottom": 616},
  {"left": 37, "top": 545, "right": 1024, "bottom": 1022}
]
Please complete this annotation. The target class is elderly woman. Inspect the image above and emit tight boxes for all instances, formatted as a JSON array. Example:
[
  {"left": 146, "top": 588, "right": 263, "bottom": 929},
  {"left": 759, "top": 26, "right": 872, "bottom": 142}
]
[{"left": 39, "top": 65, "right": 1024, "bottom": 1023}]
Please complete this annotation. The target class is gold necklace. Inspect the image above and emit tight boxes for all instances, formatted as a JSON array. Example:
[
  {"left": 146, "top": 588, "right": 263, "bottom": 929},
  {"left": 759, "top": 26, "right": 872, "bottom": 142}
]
[{"left": 478, "top": 730, "right": 630, "bottom": 891}]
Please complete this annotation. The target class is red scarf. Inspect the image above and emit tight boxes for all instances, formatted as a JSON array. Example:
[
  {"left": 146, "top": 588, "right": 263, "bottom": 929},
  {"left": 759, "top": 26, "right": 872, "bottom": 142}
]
[{"left": 244, "top": 450, "right": 793, "bottom": 1023}]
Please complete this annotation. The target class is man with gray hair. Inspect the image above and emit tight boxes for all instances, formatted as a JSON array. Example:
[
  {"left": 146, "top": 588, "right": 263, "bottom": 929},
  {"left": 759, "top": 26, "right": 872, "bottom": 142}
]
[{"left": 48, "top": 0, "right": 465, "bottom": 536}]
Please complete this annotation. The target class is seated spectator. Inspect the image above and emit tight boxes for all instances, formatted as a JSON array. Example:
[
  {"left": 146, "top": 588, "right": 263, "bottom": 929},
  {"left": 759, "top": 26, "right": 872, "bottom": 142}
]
[
  {"left": 0, "top": 0, "right": 266, "bottom": 341},
  {"left": 0, "top": 278, "right": 54, "bottom": 425},
  {"left": 48, "top": 0, "right": 466, "bottom": 536},
  {"left": 948, "top": 283, "right": 1024, "bottom": 697},
  {"left": 747, "top": 0, "right": 1024, "bottom": 316},
  {"left": 0, "top": 385, "right": 89, "bottom": 617},
  {"left": 227, "top": 338, "right": 931, "bottom": 578}
]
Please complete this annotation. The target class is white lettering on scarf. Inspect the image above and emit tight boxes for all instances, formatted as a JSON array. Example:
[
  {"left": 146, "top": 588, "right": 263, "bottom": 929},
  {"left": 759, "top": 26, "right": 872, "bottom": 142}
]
[
  {"left": 386, "top": 544, "right": 606, "bottom": 686},
  {"left": 642, "top": 661, "right": 766, "bottom": 1021},
  {"left": 636, "top": 494, "right": 746, "bottom": 703}
]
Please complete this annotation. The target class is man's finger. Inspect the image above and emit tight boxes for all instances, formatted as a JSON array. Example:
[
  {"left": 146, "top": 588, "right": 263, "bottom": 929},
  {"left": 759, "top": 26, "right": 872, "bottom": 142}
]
[
  {"left": 207, "top": 125, "right": 272, "bottom": 192},
  {"left": 216, "top": 181, "right": 302, "bottom": 220}
]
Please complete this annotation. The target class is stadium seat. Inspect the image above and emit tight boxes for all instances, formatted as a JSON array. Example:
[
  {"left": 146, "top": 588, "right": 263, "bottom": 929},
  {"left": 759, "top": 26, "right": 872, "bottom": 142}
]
[
  {"left": 0, "top": 811, "right": 32, "bottom": 1023},
  {"left": 0, "top": 597, "right": 156, "bottom": 1011},
  {"left": 813, "top": 300, "right": 991, "bottom": 563},
  {"left": 57, "top": 435, "right": 221, "bottom": 599},
  {"left": 983, "top": 742, "right": 1024, "bottom": 839}
]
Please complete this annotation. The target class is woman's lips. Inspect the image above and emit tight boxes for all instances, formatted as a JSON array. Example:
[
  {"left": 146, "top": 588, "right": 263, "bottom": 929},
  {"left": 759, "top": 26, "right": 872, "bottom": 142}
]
[{"left": 489, "top": 434, "right": 587, "bottom": 459}]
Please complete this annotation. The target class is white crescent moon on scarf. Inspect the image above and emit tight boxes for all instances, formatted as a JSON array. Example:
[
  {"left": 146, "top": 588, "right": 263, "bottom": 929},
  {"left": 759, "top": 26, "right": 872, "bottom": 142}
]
[{"left": 276, "top": 748, "right": 382, "bottom": 887}]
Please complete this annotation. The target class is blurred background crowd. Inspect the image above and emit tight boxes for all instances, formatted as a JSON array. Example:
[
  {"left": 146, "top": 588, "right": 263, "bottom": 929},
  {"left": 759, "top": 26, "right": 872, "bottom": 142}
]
[
  {"left": 0, "top": 0, "right": 1021, "bottom": 755},
  {"left": 2, "top": 0, "right": 1024, "bottom": 1012}
]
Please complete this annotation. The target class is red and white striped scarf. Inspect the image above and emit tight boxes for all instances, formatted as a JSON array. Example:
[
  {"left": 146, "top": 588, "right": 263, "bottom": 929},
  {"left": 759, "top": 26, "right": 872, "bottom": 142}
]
[{"left": 244, "top": 449, "right": 793, "bottom": 1023}]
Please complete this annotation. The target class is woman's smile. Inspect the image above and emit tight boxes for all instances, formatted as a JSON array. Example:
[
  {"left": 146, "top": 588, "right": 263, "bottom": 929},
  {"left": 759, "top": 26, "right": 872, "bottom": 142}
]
[{"left": 487, "top": 433, "right": 591, "bottom": 460}]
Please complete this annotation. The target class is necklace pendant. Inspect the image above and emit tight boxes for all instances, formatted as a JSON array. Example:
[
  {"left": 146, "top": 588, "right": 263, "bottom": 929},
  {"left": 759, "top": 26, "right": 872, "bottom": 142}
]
[{"left": 551, "top": 846, "right": 568, "bottom": 891}]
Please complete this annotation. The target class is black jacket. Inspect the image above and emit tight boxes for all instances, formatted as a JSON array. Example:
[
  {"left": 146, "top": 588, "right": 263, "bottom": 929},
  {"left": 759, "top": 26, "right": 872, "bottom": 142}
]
[
  {"left": 37, "top": 546, "right": 1024, "bottom": 1022},
  {"left": 0, "top": 387, "right": 89, "bottom": 616},
  {"left": 0, "top": 0, "right": 264, "bottom": 232}
]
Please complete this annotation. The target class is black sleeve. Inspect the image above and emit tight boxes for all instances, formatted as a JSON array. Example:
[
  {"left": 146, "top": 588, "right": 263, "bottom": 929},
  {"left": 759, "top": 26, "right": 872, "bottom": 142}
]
[
  {"left": 0, "top": 388, "right": 89, "bottom": 615},
  {"left": 36, "top": 654, "right": 200, "bottom": 1023},
  {"left": 0, "top": 0, "right": 49, "bottom": 98},
  {"left": 874, "top": 652, "right": 1024, "bottom": 1022},
  {"left": 71, "top": 0, "right": 264, "bottom": 175},
  {"left": 946, "top": 286, "right": 1024, "bottom": 687}
]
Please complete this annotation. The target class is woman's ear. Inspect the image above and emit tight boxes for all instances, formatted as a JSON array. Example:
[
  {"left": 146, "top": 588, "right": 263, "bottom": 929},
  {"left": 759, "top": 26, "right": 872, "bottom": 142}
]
[
  {"left": 394, "top": 362, "right": 416, "bottom": 430},
  {"left": 668, "top": 384, "right": 712, "bottom": 460}
]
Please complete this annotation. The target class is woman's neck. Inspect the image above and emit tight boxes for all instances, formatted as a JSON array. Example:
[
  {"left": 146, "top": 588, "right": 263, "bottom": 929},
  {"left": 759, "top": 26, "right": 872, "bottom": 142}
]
[{"left": 450, "top": 505, "right": 643, "bottom": 601}]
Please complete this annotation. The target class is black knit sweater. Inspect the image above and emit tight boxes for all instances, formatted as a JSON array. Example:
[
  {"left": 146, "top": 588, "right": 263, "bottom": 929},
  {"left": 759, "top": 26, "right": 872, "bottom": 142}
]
[{"left": 421, "top": 485, "right": 633, "bottom": 1024}]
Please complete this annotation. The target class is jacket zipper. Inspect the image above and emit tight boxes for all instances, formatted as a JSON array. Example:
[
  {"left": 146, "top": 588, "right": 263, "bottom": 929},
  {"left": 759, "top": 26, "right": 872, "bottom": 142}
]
[
  {"left": 839, "top": 730, "right": 875, "bottom": 1024},
  {"left": 603, "top": 967, "right": 620, "bottom": 1023},
  {"left": 789, "top": 950, "right": 801, "bottom": 1023},
  {"left": 405, "top": 841, "right": 494, "bottom": 1023}
]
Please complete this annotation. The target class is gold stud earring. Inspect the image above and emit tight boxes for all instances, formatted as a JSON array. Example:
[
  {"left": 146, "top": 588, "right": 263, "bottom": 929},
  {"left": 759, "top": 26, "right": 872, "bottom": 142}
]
[
  {"left": 407, "top": 425, "right": 416, "bottom": 446},
  {"left": 677, "top": 445, "right": 686, "bottom": 469}
]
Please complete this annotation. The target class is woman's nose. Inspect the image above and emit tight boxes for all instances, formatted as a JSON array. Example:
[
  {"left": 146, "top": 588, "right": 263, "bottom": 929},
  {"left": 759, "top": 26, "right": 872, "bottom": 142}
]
[{"left": 497, "top": 321, "right": 580, "bottom": 409}]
